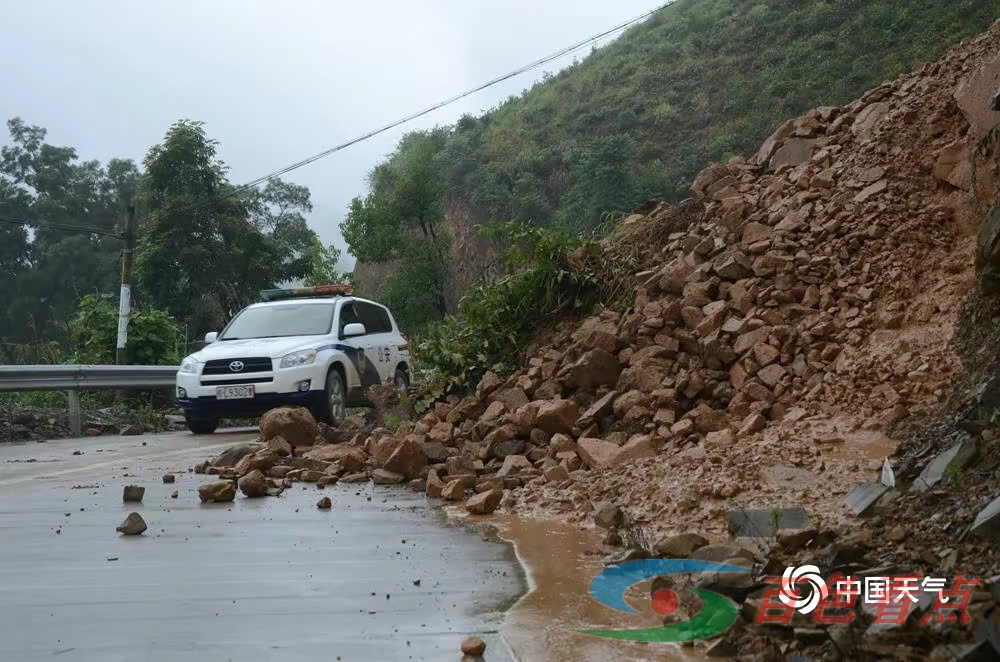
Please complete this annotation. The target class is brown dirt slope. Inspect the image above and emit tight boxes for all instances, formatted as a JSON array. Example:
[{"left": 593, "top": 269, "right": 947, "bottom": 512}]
[{"left": 399, "top": 19, "right": 1000, "bottom": 539}]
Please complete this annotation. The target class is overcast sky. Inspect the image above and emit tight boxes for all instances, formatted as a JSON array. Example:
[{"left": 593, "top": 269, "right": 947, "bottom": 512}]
[{"left": 0, "top": 0, "right": 663, "bottom": 271}]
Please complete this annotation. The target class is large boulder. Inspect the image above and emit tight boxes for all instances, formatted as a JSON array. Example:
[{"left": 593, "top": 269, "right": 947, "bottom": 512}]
[
  {"left": 259, "top": 406, "right": 319, "bottom": 447},
  {"left": 381, "top": 437, "right": 427, "bottom": 480},
  {"left": 210, "top": 442, "right": 262, "bottom": 468},
  {"left": 560, "top": 349, "right": 622, "bottom": 390},
  {"left": 533, "top": 399, "right": 580, "bottom": 436}
]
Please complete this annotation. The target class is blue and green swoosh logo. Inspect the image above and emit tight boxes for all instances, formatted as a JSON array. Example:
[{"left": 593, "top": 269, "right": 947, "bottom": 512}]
[{"left": 577, "top": 559, "right": 750, "bottom": 642}]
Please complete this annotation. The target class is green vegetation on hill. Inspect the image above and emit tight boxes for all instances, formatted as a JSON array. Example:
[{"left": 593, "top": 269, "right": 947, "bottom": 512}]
[
  {"left": 344, "top": 0, "right": 1000, "bottom": 339},
  {"left": 445, "top": 0, "right": 999, "bottom": 225}
]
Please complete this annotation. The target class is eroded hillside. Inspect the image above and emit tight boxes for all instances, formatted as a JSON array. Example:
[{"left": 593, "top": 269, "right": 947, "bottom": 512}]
[{"left": 191, "top": 17, "right": 1000, "bottom": 662}]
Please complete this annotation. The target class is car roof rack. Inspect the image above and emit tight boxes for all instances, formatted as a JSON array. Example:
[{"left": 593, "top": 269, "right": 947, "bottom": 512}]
[{"left": 258, "top": 284, "right": 354, "bottom": 301}]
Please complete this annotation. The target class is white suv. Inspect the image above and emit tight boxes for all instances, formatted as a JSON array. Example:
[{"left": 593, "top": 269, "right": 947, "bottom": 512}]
[{"left": 175, "top": 284, "right": 410, "bottom": 434}]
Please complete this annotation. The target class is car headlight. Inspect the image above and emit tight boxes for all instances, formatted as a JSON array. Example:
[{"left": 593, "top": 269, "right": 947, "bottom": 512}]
[
  {"left": 179, "top": 356, "right": 200, "bottom": 374},
  {"left": 280, "top": 349, "right": 317, "bottom": 369}
]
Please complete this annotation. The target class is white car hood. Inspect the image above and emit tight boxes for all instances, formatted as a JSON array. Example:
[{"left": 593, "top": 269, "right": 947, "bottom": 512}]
[{"left": 192, "top": 336, "right": 327, "bottom": 362}]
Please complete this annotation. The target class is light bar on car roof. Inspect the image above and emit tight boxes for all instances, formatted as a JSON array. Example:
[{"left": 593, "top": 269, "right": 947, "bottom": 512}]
[{"left": 259, "top": 284, "right": 354, "bottom": 301}]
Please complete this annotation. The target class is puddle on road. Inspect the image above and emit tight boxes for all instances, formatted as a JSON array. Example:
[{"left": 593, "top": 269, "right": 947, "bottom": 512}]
[{"left": 482, "top": 513, "right": 710, "bottom": 662}]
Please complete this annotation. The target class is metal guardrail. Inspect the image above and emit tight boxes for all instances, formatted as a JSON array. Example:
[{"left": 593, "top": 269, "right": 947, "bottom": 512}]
[
  {"left": 0, "top": 364, "right": 177, "bottom": 437},
  {"left": 0, "top": 365, "right": 177, "bottom": 392}
]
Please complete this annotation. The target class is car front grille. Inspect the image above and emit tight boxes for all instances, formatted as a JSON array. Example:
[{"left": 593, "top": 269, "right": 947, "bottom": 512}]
[
  {"left": 201, "top": 376, "right": 273, "bottom": 386},
  {"left": 202, "top": 357, "right": 273, "bottom": 375}
]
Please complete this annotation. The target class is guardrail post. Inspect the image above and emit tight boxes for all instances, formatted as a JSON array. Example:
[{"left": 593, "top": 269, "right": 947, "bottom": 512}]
[{"left": 67, "top": 389, "right": 82, "bottom": 437}]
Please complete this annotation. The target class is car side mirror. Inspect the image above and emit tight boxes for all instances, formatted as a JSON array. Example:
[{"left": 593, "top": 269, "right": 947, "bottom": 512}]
[
  {"left": 204, "top": 332, "right": 218, "bottom": 344},
  {"left": 343, "top": 322, "right": 366, "bottom": 337}
]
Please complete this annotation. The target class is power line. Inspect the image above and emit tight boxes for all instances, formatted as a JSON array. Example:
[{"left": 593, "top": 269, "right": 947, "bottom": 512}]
[
  {"left": 160, "top": 2, "right": 670, "bottom": 221},
  {"left": 234, "top": 3, "right": 668, "bottom": 191},
  {"left": 0, "top": 213, "right": 121, "bottom": 238},
  {"left": 0, "top": 2, "right": 668, "bottom": 234}
]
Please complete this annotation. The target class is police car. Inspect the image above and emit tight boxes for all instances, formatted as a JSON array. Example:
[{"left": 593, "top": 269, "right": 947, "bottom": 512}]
[{"left": 175, "top": 284, "right": 410, "bottom": 434}]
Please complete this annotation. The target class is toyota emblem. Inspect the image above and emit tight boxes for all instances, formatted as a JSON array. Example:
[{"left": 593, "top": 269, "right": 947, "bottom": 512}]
[{"left": 229, "top": 360, "right": 245, "bottom": 372}]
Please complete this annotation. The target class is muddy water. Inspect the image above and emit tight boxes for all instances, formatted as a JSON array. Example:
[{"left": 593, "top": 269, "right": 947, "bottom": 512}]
[
  {"left": 800, "top": 414, "right": 900, "bottom": 462},
  {"left": 449, "top": 509, "right": 711, "bottom": 662}
]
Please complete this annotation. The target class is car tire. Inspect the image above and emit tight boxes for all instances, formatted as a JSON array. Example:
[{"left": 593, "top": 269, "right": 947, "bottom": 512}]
[
  {"left": 186, "top": 414, "right": 219, "bottom": 435},
  {"left": 324, "top": 368, "right": 347, "bottom": 426},
  {"left": 394, "top": 366, "right": 410, "bottom": 395}
]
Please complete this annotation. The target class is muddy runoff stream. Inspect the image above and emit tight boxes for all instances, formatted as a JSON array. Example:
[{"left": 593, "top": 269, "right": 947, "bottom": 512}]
[{"left": 449, "top": 508, "right": 710, "bottom": 662}]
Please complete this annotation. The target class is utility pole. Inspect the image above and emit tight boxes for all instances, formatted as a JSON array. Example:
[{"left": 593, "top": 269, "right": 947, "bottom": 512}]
[{"left": 116, "top": 204, "right": 137, "bottom": 365}]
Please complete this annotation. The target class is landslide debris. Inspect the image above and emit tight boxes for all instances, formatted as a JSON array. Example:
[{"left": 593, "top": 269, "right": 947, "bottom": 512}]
[{"left": 185, "top": 20, "right": 1000, "bottom": 661}]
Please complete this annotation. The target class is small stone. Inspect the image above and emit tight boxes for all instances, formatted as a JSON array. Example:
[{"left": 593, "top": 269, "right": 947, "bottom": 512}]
[
  {"left": 654, "top": 533, "right": 709, "bottom": 558},
  {"left": 886, "top": 526, "right": 907, "bottom": 543},
  {"left": 170, "top": 490, "right": 178, "bottom": 499},
  {"left": 970, "top": 495, "right": 1000, "bottom": 540},
  {"left": 543, "top": 464, "right": 571, "bottom": 483},
  {"left": 317, "top": 496, "right": 332, "bottom": 509},
  {"left": 162, "top": 474, "right": 176, "bottom": 484},
  {"left": 844, "top": 482, "right": 889, "bottom": 515},
  {"left": 198, "top": 480, "right": 236, "bottom": 503},
  {"left": 122, "top": 485, "right": 145, "bottom": 503},
  {"left": 594, "top": 502, "right": 626, "bottom": 529},
  {"left": 460, "top": 636, "right": 486, "bottom": 656},
  {"left": 116, "top": 512, "right": 147, "bottom": 536},
  {"left": 603, "top": 529, "right": 623, "bottom": 546}
]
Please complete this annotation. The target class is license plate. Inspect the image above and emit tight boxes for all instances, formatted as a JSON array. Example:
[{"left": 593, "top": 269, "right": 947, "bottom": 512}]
[{"left": 216, "top": 385, "right": 255, "bottom": 399}]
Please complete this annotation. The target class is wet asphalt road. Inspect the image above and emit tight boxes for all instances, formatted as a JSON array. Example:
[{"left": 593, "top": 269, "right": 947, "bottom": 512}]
[{"left": 0, "top": 430, "right": 524, "bottom": 662}]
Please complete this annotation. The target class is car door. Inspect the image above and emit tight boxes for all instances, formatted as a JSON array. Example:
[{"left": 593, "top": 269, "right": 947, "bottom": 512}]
[
  {"left": 337, "top": 301, "right": 381, "bottom": 389},
  {"left": 356, "top": 301, "right": 395, "bottom": 384}
]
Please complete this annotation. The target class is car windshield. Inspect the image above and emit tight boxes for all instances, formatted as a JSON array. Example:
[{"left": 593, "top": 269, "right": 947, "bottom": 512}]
[{"left": 220, "top": 303, "right": 335, "bottom": 339}]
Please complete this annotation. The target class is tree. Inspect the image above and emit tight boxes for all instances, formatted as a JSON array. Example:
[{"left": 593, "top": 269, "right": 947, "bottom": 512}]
[
  {"left": 341, "top": 131, "right": 450, "bottom": 330},
  {"left": 302, "top": 238, "right": 350, "bottom": 286},
  {"left": 0, "top": 118, "right": 137, "bottom": 348},
  {"left": 69, "top": 294, "right": 184, "bottom": 366},
  {"left": 247, "top": 178, "right": 318, "bottom": 281},
  {"left": 134, "top": 120, "right": 322, "bottom": 333}
]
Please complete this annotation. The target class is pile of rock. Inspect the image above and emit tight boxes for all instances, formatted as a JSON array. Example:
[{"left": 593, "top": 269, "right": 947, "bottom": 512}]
[
  {"left": 179, "top": 21, "right": 1000, "bottom": 660},
  {"left": 188, "top": 25, "right": 1000, "bottom": 539},
  {"left": 0, "top": 406, "right": 175, "bottom": 442},
  {"left": 379, "top": 18, "right": 1000, "bottom": 534},
  {"left": 190, "top": 405, "right": 514, "bottom": 517}
]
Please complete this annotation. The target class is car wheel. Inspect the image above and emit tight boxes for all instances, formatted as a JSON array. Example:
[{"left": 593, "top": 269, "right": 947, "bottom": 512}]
[
  {"left": 325, "top": 369, "right": 347, "bottom": 426},
  {"left": 394, "top": 366, "right": 410, "bottom": 395},
  {"left": 186, "top": 414, "right": 219, "bottom": 435}
]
